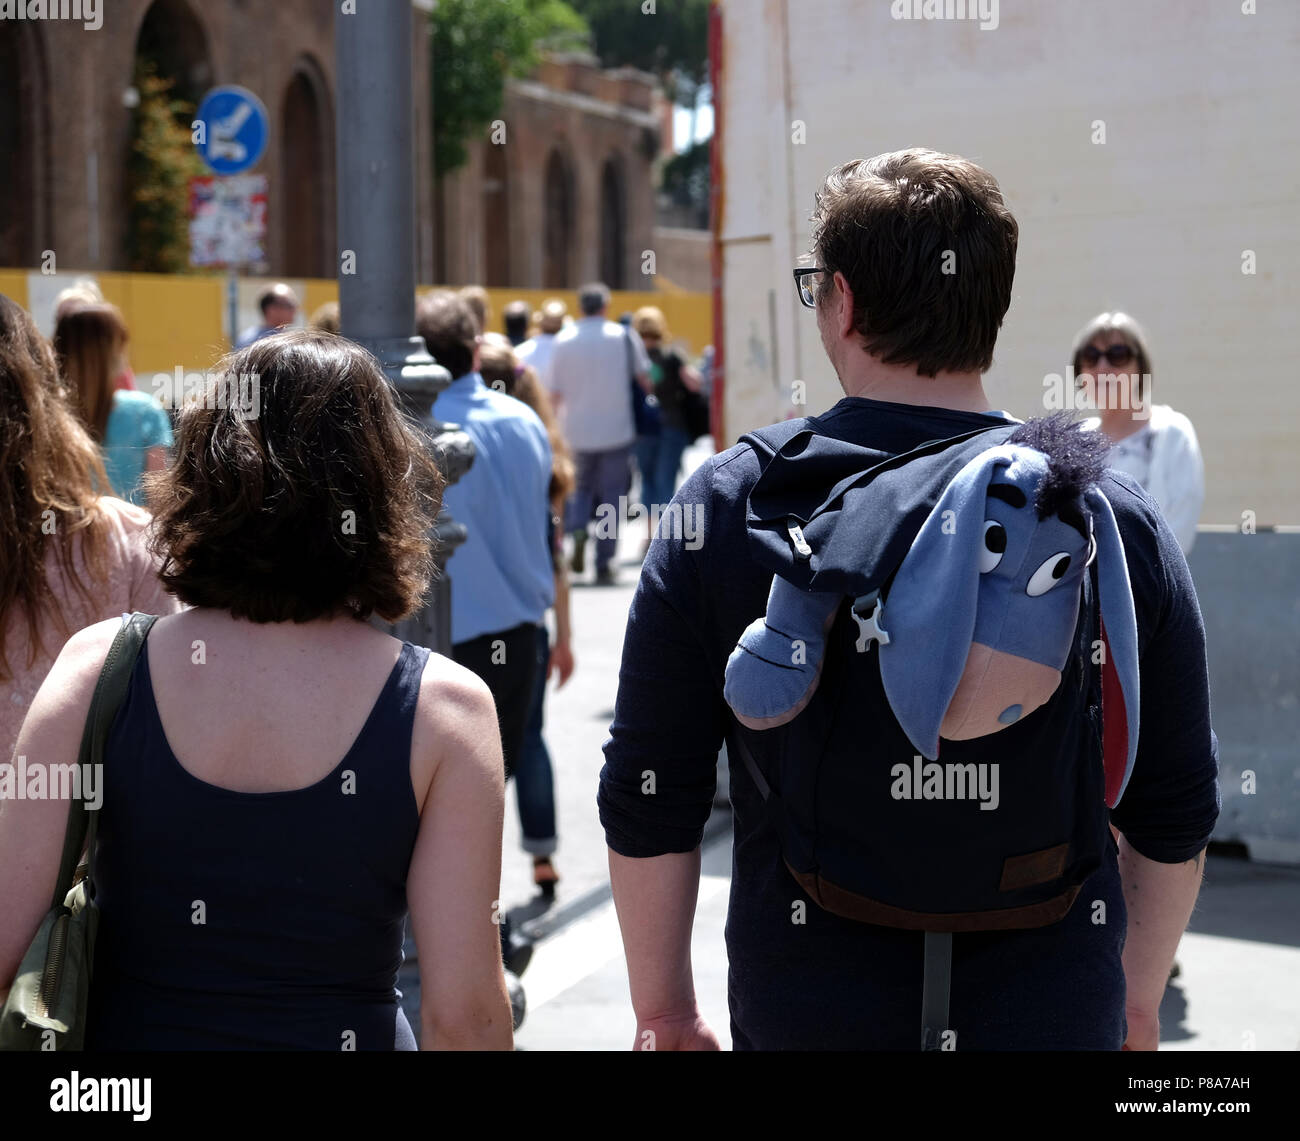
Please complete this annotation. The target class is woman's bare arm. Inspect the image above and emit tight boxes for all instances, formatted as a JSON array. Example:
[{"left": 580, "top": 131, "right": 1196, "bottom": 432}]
[
  {"left": 407, "top": 658, "right": 513, "bottom": 1050},
  {"left": 0, "top": 619, "right": 119, "bottom": 992}
]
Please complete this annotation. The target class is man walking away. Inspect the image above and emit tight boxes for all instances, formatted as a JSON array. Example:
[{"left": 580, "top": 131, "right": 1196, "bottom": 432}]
[
  {"left": 597, "top": 150, "right": 1219, "bottom": 1050},
  {"left": 516, "top": 298, "right": 569, "bottom": 394},
  {"left": 419, "top": 290, "right": 554, "bottom": 779},
  {"left": 547, "top": 282, "right": 651, "bottom": 585}
]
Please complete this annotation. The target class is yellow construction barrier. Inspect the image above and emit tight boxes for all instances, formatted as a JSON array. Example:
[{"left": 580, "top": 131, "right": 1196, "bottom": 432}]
[{"left": 1, "top": 269, "right": 713, "bottom": 380}]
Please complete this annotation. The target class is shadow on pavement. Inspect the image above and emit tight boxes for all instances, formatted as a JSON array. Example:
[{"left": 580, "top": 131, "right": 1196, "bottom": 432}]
[{"left": 1188, "top": 845, "right": 1300, "bottom": 948}]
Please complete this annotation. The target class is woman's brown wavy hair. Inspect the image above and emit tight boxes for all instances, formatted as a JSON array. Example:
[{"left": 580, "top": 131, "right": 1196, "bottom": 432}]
[
  {"left": 144, "top": 330, "right": 443, "bottom": 623},
  {"left": 54, "top": 302, "right": 129, "bottom": 442},
  {"left": 0, "top": 294, "right": 111, "bottom": 680}
]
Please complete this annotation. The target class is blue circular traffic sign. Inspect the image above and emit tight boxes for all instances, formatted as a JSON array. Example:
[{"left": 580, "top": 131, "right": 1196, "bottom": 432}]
[{"left": 195, "top": 86, "right": 269, "bottom": 176}]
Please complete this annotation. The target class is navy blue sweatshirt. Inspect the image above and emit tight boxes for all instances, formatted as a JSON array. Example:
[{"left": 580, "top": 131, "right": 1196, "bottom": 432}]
[{"left": 598, "top": 397, "right": 1220, "bottom": 1050}]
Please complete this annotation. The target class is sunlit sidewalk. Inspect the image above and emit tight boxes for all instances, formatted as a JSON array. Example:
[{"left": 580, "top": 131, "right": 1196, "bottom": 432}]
[{"left": 514, "top": 836, "right": 1300, "bottom": 1051}]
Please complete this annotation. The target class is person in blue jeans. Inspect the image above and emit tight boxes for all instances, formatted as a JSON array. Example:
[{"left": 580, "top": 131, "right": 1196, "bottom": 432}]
[
  {"left": 630, "top": 307, "right": 704, "bottom": 556},
  {"left": 478, "top": 341, "right": 577, "bottom": 897},
  {"left": 54, "top": 303, "right": 172, "bottom": 505}
]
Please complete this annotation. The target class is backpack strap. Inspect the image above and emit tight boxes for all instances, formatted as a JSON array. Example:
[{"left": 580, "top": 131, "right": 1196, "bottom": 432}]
[{"left": 921, "top": 932, "right": 953, "bottom": 1051}]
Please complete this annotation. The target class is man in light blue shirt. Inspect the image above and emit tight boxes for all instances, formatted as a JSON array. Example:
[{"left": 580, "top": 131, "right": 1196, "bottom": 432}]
[{"left": 418, "top": 291, "right": 554, "bottom": 779}]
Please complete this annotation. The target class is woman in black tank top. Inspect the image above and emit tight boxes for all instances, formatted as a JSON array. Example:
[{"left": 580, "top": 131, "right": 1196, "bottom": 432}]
[{"left": 0, "top": 331, "right": 514, "bottom": 1050}]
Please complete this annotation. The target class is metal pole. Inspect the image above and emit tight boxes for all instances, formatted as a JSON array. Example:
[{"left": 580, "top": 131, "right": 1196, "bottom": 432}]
[
  {"left": 334, "top": 1, "right": 472, "bottom": 656},
  {"left": 226, "top": 267, "right": 238, "bottom": 350}
]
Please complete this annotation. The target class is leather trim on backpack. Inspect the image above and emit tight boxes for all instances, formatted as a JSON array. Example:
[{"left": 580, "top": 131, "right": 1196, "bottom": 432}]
[
  {"left": 998, "top": 842, "right": 1071, "bottom": 892},
  {"left": 786, "top": 862, "right": 1081, "bottom": 932}
]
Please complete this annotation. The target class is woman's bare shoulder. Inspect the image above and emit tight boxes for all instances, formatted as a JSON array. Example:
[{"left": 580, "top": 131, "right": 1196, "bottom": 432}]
[
  {"left": 414, "top": 649, "right": 495, "bottom": 727},
  {"left": 408, "top": 648, "right": 500, "bottom": 810}
]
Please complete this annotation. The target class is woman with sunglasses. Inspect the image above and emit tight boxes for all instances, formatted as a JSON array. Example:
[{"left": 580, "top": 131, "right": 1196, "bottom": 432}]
[{"left": 1072, "top": 311, "right": 1204, "bottom": 554}]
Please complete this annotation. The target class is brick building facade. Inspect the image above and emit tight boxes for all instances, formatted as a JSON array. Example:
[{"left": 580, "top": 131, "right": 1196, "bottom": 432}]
[
  {"left": 436, "top": 54, "right": 660, "bottom": 291},
  {"left": 0, "top": 0, "right": 417, "bottom": 279},
  {"left": 0, "top": 4, "right": 664, "bottom": 291}
]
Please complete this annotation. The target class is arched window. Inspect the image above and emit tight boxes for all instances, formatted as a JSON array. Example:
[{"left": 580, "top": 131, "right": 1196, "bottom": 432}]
[
  {"left": 0, "top": 24, "right": 48, "bottom": 267},
  {"left": 599, "top": 156, "right": 626, "bottom": 290},
  {"left": 543, "top": 149, "right": 575, "bottom": 289},
  {"left": 281, "top": 61, "right": 335, "bottom": 279}
]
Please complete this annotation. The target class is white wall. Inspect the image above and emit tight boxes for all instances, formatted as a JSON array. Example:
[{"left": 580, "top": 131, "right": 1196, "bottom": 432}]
[{"left": 719, "top": 0, "right": 1299, "bottom": 525}]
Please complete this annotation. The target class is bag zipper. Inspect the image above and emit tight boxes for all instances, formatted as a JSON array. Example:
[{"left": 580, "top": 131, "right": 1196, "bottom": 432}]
[{"left": 37, "top": 912, "right": 70, "bottom": 1018}]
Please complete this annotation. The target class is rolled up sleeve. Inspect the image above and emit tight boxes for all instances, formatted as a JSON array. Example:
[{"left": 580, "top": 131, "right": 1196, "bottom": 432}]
[{"left": 598, "top": 461, "right": 728, "bottom": 857}]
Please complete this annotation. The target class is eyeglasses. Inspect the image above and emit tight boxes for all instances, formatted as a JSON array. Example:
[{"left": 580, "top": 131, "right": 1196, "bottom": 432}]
[
  {"left": 793, "top": 267, "right": 826, "bottom": 309},
  {"left": 1079, "top": 343, "right": 1136, "bottom": 368}
]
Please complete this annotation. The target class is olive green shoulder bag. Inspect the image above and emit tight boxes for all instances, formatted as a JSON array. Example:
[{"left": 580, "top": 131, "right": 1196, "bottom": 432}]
[{"left": 0, "top": 612, "right": 157, "bottom": 1051}]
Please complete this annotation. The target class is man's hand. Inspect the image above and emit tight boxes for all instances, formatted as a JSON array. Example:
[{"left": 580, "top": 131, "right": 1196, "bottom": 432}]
[
  {"left": 1122, "top": 1006, "right": 1160, "bottom": 1051},
  {"left": 548, "top": 641, "right": 574, "bottom": 687},
  {"left": 632, "top": 1009, "right": 721, "bottom": 1052}
]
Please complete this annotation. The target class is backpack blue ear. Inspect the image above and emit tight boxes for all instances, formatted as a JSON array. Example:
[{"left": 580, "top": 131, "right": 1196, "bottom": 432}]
[
  {"left": 878, "top": 447, "right": 1018, "bottom": 759},
  {"left": 1084, "top": 488, "right": 1141, "bottom": 805}
]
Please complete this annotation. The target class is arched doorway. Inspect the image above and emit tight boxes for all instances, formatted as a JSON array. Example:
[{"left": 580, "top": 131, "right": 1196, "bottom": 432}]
[
  {"left": 543, "top": 148, "right": 575, "bottom": 289},
  {"left": 599, "top": 156, "right": 626, "bottom": 289},
  {"left": 129, "top": 0, "right": 212, "bottom": 272},
  {"left": 0, "top": 24, "right": 48, "bottom": 268},
  {"left": 281, "top": 60, "right": 334, "bottom": 279},
  {"left": 482, "top": 143, "right": 510, "bottom": 287}
]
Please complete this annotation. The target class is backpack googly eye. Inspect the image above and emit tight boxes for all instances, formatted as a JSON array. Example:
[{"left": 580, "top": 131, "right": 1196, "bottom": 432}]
[
  {"left": 1026, "top": 552, "right": 1072, "bottom": 596},
  {"left": 979, "top": 520, "right": 1006, "bottom": 573}
]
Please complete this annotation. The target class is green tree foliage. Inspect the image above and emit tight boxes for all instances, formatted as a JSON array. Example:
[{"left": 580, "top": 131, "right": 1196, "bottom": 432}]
[
  {"left": 431, "top": 0, "right": 589, "bottom": 177},
  {"left": 127, "top": 65, "right": 205, "bottom": 273},
  {"left": 569, "top": 0, "right": 710, "bottom": 108},
  {"left": 660, "top": 137, "right": 709, "bottom": 225}
]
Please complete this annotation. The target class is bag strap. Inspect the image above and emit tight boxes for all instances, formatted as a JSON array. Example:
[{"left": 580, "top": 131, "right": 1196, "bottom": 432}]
[
  {"left": 50, "top": 612, "right": 159, "bottom": 909},
  {"left": 624, "top": 326, "right": 637, "bottom": 385}
]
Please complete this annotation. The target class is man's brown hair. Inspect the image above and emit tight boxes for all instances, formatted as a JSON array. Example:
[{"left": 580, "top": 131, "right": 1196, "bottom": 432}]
[
  {"left": 810, "top": 148, "right": 1018, "bottom": 377},
  {"left": 417, "top": 290, "right": 478, "bottom": 380},
  {"left": 144, "top": 330, "right": 442, "bottom": 624}
]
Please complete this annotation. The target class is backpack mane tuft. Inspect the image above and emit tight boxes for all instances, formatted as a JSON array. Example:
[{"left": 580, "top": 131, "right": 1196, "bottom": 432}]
[{"left": 1007, "top": 412, "right": 1109, "bottom": 520}]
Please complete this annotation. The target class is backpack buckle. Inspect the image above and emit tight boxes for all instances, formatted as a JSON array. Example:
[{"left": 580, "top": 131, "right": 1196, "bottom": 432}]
[
  {"left": 851, "top": 591, "right": 890, "bottom": 652},
  {"left": 787, "top": 517, "right": 812, "bottom": 560}
]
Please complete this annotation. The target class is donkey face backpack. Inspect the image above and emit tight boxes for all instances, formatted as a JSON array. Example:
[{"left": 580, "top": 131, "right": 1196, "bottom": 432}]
[{"left": 722, "top": 413, "right": 1139, "bottom": 1048}]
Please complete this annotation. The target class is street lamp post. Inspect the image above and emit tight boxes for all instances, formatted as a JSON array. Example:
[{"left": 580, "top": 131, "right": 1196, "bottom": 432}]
[{"left": 334, "top": 3, "right": 473, "bottom": 655}]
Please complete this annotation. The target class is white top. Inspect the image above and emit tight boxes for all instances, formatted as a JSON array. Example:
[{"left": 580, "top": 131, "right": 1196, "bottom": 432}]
[
  {"left": 546, "top": 317, "right": 651, "bottom": 452},
  {"left": 1082, "top": 403, "right": 1205, "bottom": 554},
  {"left": 516, "top": 332, "right": 559, "bottom": 392}
]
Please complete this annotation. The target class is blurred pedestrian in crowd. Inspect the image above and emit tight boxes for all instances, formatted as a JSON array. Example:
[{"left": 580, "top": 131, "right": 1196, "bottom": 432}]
[
  {"left": 53, "top": 280, "right": 135, "bottom": 392},
  {"left": 630, "top": 306, "right": 705, "bottom": 556},
  {"left": 0, "top": 329, "right": 514, "bottom": 1050},
  {"left": 235, "top": 282, "right": 299, "bottom": 349},
  {"left": 420, "top": 291, "right": 553, "bottom": 782},
  {"left": 0, "top": 294, "right": 178, "bottom": 779},
  {"left": 309, "top": 300, "right": 341, "bottom": 335},
  {"left": 479, "top": 341, "right": 577, "bottom": 896},
  {"left": 54, "top": 302, "right": 171, "bottom": 507},
  {"left": 548, "top": 283, "right": 651, "bottom": 585},
  {"left": 460, "top": 286, "right": 492, "bottom": 341},
  {"left": 503, "top": 300, "right": 531, "bottom": 347},
  {"left": 515, "top": 298, "right": 567, "bottom": 391},
  {"left": 1073, "top": 311, "right": 1205, "bottom": 554}
]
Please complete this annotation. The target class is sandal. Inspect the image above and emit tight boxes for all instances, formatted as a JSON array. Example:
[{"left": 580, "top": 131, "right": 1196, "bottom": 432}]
[{"left": 533, "top": 857, "right": 559, "bottom": 900}]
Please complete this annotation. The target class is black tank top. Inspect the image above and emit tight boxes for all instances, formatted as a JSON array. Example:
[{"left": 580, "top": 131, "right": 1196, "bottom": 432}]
[{"left": 86, "top": 637, "right": 430, "bottom": 1050}]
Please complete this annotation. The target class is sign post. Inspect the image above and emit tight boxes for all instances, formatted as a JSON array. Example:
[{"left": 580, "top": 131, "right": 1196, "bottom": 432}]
[{"left": 191, "top": 85, "right": 270, "bottom": 348}]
